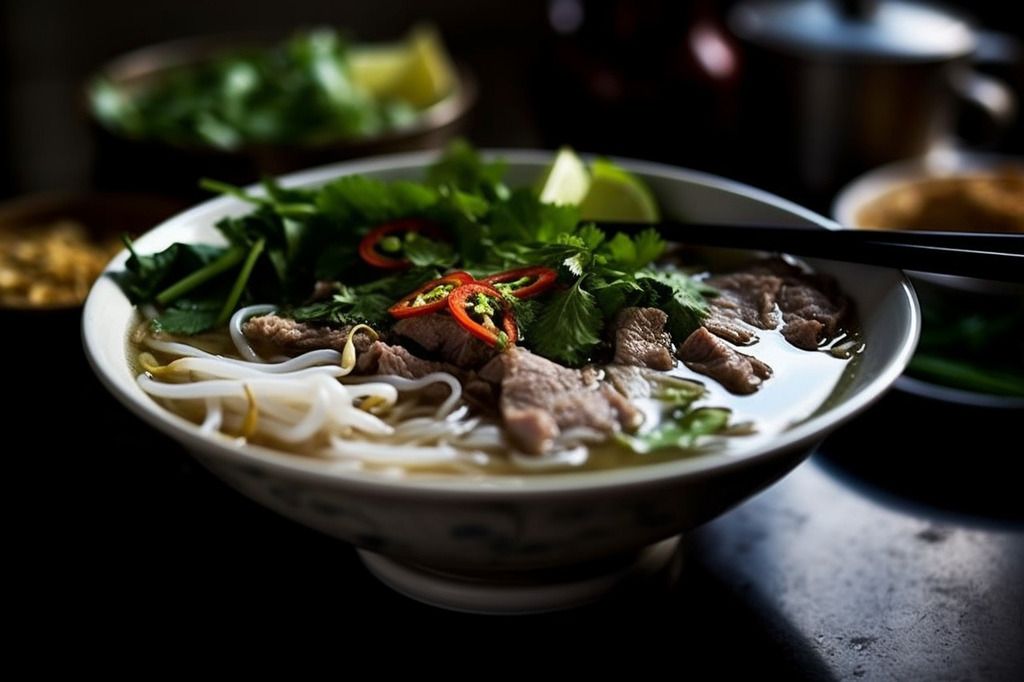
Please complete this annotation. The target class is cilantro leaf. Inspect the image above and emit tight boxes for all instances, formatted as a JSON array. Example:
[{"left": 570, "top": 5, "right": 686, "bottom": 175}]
[
  {"left": 426, "top": 139, "right": 508, "bottom": 200},
  {"left": 575, "top": 223, "right": 606, "bottom": 250},
  {"left": 151, "top": 297, "right": 223, "bottom": 335},
  {"left": 529, "top": 276, "right": 603, "bottom": 365},
  {"left": 603, "top": 228, "right": 666, "bottom": 270},
  {"left": 403, "top": 233, "right": 456, "bottom": 268},
  {"left": 490, "top": 189, "right": 579, "bottom": 243},
  {"left": 637, "top": 270, "right": 716, "bottom": 341},
  {"left": 289, "top": 285, "right": 393, "bottom": 327},
  {"left": 632, "top": 228, "right": 667, "bottom": 266},
  {"left": 508, "top": 297, "right": 542, "bottom": 343}
]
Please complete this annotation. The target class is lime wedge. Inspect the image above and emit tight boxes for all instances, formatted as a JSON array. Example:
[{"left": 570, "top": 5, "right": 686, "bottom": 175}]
[
  {"left": 578, "top": 159, "right": 660, "bottom": 222},
  {"left": 390, "top": 25, "right": 457, "bottom": 108},
  {"left": 348, "top": 44, "right": 409, "bottom": 97},
  {"left": 537, "top": 147, "right": 591, "bottom": 205},
  {"left": 349, "top": 25, "right": 457, "bottom": 108}
]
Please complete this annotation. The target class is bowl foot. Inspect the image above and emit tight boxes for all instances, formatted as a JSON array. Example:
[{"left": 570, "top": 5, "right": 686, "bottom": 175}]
[{"left": 357, "top": 535, "right": 681, "bottom": 614}]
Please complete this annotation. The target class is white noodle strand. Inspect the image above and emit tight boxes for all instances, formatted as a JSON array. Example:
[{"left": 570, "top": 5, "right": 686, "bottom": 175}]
[{"left": 229, "top": 304, "right": 277, "bottom": 362}]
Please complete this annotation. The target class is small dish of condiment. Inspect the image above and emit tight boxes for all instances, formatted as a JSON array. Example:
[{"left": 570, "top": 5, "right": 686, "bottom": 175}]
[
  {"left": 833, "top": 150, "right": 1024, "bottom": 409},
  {"left": 0, "top": 193, "right": 182, "bottom": 312}
]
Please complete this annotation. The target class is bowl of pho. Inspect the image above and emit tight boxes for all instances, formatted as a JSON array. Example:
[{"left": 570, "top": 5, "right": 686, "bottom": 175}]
[{"left": 83, "top": 143, "right": 919, "bottom": 612}]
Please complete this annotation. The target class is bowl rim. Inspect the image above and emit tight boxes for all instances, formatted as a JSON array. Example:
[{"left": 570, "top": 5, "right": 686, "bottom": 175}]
[
  {"left": 82, "top": 148, "right": 920, "bottom": 497},
  {"left": 84, "top": 30, "right": 476, "bottom": 155}
]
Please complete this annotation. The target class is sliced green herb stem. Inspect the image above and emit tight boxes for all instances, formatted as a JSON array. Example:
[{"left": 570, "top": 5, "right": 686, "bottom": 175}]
[
  {"left": 155, "top": 247, "right": 245, "bottom": 305},
  {"left": 217, "top": 238, "right": 266, "bottom": 326}
]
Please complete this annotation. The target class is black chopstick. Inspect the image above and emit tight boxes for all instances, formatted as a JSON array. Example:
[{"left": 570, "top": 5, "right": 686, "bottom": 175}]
[{"left": 592, "top": 221, "right": 1024, "bottom": 282}]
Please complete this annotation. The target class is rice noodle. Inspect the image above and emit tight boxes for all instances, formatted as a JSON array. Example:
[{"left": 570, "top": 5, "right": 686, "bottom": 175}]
[
  {"left": 137, "top": 312, "right": 602, "bottom": 473},
  {"left": 344, "top": 372, "right": 463, "bottom": 417},
  {"left": 200, "top": 397, "right": 222, "bottom": 435},
  {"left": 229, "top": 304, "right": 277, "bottom": 361}
]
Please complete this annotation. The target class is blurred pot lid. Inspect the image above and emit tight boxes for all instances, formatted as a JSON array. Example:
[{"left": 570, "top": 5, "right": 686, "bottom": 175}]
[{"left": 728, "top": 0, "right": 976, "bottom": 61}]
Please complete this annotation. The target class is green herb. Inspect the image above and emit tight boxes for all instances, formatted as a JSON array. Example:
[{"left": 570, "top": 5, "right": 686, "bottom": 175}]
[
  {"left": 403, "top": 232, "right": 456, "bottom": 268},
  {"left": 651, "top": 376, "right": 707, "bottom": 407},
  {"left": 530, "top": 277, "right": 603, "bottom": 366},
  {"left": 617, "top": 407, "right": 730, "bottom": 453},
  {"left": 909, "top": 354, "right": 1024, "bottom": 397},
  {"left": 89, "top": 29, "right": 424, "bottom": 149},
  {"left": 151, "top": 298, "right": 223, "bottom": 336},
  {"left": 636, "top": 270, "right": 716, "bottom": 342},
  {"left": 426, "top": 140, "right": 508, "bottom": 201},
  {"left": 909, "top": 297, "right": 1024, "bottom": 397},
  {"left": 116, "top": 141, "right": 716, "bottom": 369}
]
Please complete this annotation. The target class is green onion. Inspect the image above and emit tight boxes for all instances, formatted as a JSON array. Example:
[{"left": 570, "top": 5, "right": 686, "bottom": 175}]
[
  {"left": 216, "top": 239, "right": 266, "bottom": 326},
  {"left": 155, "top": 247, "right": 246, "bottom": 306}
]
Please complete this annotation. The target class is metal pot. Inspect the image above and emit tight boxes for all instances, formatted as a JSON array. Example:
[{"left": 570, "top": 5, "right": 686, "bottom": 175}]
[{"left": 728, "top": 0, "right": 1019, "bottom": 202}]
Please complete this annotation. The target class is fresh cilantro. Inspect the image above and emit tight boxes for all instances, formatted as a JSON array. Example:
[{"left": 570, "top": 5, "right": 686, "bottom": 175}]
[
  {"left": 116, "top": 141, "right": 708, "bottom": 364},
  {"left": 290, "top": 284, "right": 393, "bottom": 327},
  {"left": 489, "top": 189, "right": 579, "bottom": 243},
  {"left": 151, "top": 297, "right": 223, "bottom": 336},
  {"left": 403, "top": 232, "right": 456, "bottom": 268},
  {"left": 529, "top": 276, "right": 603, "bottom": 366},
  {"left": 426, "top": 139, "right": 508, "bottom": 200},
  {"left": 508, "top": 297, "right": 541, "bottom": 342},
  {"left": 603, "top": 228, "right": 666, "bottom": 270},
  {"left": 636, "top": 269, "right": 716, "bottom": 341}
]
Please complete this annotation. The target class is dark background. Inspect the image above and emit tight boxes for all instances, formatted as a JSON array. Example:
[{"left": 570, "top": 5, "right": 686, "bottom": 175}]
[
  {"left": 3, "top": 0, "right": 1023, "bottom": 674},
  {"left": 3, "top": 0, "right": 1023, "bottom": 203}
]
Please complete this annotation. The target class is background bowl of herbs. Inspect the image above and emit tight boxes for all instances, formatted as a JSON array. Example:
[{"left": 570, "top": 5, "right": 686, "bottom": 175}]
[{"left": 87, "top": 25, "right": 474, "bottom": 197}]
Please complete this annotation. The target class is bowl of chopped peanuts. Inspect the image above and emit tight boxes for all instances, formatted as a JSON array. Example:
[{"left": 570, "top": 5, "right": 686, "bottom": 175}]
[{"left": 0, "top": 192, "right": 182, "bottom": 311}]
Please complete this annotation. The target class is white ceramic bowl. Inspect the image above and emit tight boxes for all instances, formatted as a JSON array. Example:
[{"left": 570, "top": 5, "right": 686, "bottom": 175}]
[{"left": 83, "top": 150, "right": 920, "bottom": 613}]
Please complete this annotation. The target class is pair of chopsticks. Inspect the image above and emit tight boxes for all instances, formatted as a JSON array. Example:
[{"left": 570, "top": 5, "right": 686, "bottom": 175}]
[{"left": 593, "top": 221, "right": 1024, "bottom": 282}]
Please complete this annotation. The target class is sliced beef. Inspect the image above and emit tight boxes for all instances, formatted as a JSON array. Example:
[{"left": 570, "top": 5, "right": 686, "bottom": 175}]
[
  {"left": 703, "top": 259, "right": 849, "bottom": 351},
  {"left": 355, "top": 341, "right": 469, "bottom": 404},
  {"left": 355, "top": 341, "right": 448, "bottom": 378},
  {"left": 777, "top": 281, "right": 848, "bottom": 350},
  {"left": 677, "top": 327, "right": 772, "bottom": 395},
  {"left": 391, "top": 314, "right": 495, "bottom": 368},
  {"left": 480, "top": 348, "right": 642, "bottom": 454},
  {"left": 704, "top": 272, "right": 783, "bottom": 345},
  {"left": 243, "top": 314, "right": 374, "bottom": 354},
  {"left": 612, "top": 307, "right": 675, "bottom": 370}
]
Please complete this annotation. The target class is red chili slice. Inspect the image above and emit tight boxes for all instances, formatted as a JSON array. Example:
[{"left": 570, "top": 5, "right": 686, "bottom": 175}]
[
  {"left": 388, "top": 272, "right": 475, "bottom": 319},
  {"left": 448, "top": 283, "right": 518, "bottom": 350},
  {"left": 358, "top": 218, "right": 440, "bottom": 270},
  {"left": 481, "top": 266, "right": 558, "bottom": 299}
]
